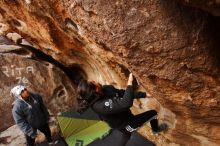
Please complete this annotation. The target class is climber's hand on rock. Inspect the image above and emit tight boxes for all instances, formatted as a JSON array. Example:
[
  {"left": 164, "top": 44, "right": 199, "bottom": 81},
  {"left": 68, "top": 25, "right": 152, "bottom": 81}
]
[{"left": 127, "top": 73, "right": 133, "bottom": 86}]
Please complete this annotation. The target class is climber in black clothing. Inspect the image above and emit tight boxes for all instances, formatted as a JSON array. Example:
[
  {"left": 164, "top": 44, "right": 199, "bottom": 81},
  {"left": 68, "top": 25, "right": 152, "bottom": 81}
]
[{"left": 77, "top": 73, "right": 168, "bottom": 144}]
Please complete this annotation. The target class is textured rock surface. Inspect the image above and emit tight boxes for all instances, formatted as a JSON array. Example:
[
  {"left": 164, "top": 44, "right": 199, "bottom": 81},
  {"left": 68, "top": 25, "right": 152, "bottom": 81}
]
[
  {"left": 0, "top": 125, "right": 25, "bottom": 146},
  {"left": 0, "top": 0, "right": 220, "bottom": 146},
  {"left": 180, "top": 0, "right": 220, "bottom": 16},
  {"left": 0, "top": 124, "right": 59, "bottom": 146},
  {"left": 0, "top": 37, "right": 77, "bottom": 131}
]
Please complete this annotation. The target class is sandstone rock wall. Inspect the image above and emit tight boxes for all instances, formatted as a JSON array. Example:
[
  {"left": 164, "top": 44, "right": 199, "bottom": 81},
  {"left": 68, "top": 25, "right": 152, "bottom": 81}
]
[
  {"left": 180, "top": 0, "right": 220, "bottom": 16},
  {"left": 0, "top": 36, "right": 77, "bottom": 131},
  {"left": 0, "top": 0, "right": 219, "bottom": 146}
]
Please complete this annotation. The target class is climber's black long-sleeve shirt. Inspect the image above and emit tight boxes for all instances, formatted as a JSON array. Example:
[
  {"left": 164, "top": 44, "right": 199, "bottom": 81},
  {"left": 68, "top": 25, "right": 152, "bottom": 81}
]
[{"left": 92, "top": 85, "right": 146, "bottom": 129}]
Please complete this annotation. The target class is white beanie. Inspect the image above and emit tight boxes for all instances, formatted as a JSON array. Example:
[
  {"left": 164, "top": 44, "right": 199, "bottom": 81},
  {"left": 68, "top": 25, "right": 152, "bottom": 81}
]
[{"left": 10, "top": 85, "right": 26, "bottom": 99}]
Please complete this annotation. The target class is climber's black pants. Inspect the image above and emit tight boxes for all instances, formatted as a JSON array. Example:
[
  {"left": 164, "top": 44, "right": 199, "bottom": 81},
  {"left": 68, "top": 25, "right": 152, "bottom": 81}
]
[
  {"left": 118, "top": 110, "right": 158, "bottom": 146},
  {"left": 128, "top": 110, "right": 159, "bottom": 131},
  {"left": 25, "top": 123, "right": 52, "bottom": 146},
  {"left": 119, "top": 110, "right": 158, "bottom": 134}
]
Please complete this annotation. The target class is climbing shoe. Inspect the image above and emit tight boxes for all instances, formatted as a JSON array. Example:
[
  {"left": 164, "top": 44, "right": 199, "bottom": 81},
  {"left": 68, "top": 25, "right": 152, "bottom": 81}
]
[{"left": 152, "top": 123, "right": 168, "bottom": 135}]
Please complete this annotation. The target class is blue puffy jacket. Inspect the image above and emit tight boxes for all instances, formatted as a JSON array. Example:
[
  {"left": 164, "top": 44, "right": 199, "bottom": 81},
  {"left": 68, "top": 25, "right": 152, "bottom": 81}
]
[{"left": 12, "top": 93, "right": 49, "bottom": 138}]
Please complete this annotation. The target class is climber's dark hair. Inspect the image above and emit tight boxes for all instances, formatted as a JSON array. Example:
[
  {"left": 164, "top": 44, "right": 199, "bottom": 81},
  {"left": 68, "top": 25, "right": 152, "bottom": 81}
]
[
  {"left": 77, "top": 79, "right": 96, "bottom": 102},
  {"left": 76, "top": 79, "right": 101, "bottom": 113}
]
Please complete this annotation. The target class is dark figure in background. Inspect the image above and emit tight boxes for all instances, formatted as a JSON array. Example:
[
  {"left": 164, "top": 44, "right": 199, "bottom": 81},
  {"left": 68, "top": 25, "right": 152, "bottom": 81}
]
[
  {"left": 11, "top": 85, "right": 53, "bottom": 146},
  {"left": 77, "top": 73, "right": 168, "bottom": 145}
]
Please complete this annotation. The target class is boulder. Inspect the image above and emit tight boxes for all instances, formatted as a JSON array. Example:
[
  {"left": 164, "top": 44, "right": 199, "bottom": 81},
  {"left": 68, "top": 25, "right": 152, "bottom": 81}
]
[
  {"left": 0, "top": 38, "right": 76, "bottom": 131},
  {"left": 0, "top": 0, "right": 219, "bottom": 145}
]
